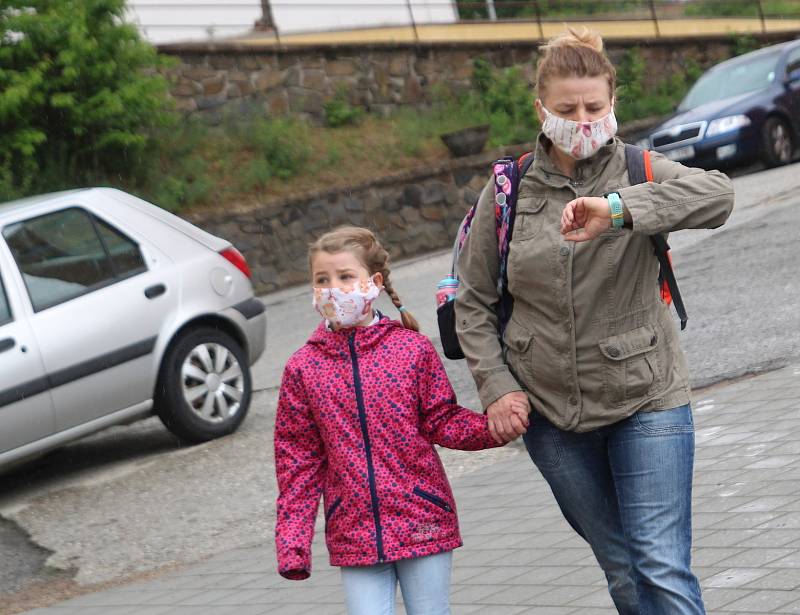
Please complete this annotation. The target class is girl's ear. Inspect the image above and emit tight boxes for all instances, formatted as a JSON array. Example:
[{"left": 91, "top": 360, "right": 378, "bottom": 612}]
[{"left": 372, "top": 272, "right": 384, "bottom": 289}]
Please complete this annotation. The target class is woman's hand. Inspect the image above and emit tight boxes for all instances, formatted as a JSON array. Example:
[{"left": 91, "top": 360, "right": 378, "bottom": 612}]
[
  {"left": 560, "top": 196, "right": 611, "bottom": 242},
  {"left": 487, "top": 391, "right": 531, "bottom": 443}
]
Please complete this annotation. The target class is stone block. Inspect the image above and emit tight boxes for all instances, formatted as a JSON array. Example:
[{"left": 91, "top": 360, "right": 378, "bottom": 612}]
[
  {"left": 327, "top": 60, "right": 357, "bottom": 77},
  {"left": 183, "top": 66, "right": 218, "bottom": 81},
  {"left": 171, "top": 80, "right": 198, "bottom": 97},
  {"left": 389, "top": 56, "right": 408, "bottom": 77},
  {"left": 402, "top": 185, "right": 423, "bottom": 207},
  {"left": 202, "top": 76, "right": 226, "bottom": 96},
  {"left": 303, "top": 69, "right": 328, "bottom": 92},
  {"left": 421, "top": 181, "right": 447, "bottom": 205},
  {"left": 254, "top": 69, "right": 283, "bottom": 92},
  {"left": 239, "top": 55, "right": 266, "bottom": 70},
  {"left": 420, "top": 206, "right": 445, "bottom": 221},
  {"left": 209, "top": 55, "right": 237, "bottom": 70},
  {"left": 196, "top": 93, "right": 227, "bottom": 110},
  {"left": 265, "top": 92, "right": 289, "bottom": 116},
  {"left": 400, "top": 206, "right": 422, "bottom": 225},
  {"left": 174, "top": 97, "right": 198, "bottom": 113},
  {"left": 288, "top": 87, "right": 324, "bottom": 114},
  {"left": 402, "top": 76, "right": 424, "bottom": 104}
]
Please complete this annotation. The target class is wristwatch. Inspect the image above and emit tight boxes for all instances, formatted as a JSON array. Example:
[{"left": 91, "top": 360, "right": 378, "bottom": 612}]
[{"left": 606, "top": 192, "right": 624, "bottom": 229}]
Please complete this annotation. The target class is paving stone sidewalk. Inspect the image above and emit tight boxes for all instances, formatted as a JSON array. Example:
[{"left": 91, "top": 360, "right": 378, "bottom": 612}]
[{"left": 23, "top": 364, "right": 800, "bottom": 615}]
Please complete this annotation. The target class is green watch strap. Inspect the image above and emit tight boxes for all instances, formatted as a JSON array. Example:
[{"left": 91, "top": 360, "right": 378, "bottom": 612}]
[{"left": 607, "top": 192, "right": 624, "bottom": 229}]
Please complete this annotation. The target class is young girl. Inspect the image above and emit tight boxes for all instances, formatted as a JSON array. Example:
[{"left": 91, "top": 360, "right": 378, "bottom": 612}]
[{"left": 274, "top": 226, "right": 512, "bottom": 615}]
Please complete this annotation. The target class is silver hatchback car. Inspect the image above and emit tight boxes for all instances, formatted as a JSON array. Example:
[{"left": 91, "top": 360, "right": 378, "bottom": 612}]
[{"left": 0, "top": 188, "right": 266, "bottom": 469}]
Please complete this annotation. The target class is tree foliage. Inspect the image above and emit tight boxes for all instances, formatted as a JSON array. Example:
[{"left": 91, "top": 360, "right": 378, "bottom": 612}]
[{"left": 0, "top": 0, "right": 174, "bottom": 200}]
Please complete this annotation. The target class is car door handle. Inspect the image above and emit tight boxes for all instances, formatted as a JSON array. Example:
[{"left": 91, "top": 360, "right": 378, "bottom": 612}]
[
  {"left": 0, "top": 338, "right": 15, "bottom": 353},
  {"left": 144, "top": 284, "right": 166, "bottom": 299}
]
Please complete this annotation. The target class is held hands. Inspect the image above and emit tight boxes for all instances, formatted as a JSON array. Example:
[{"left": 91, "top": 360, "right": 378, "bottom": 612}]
[
  {"left": 560, "top": 196, "right": 611, "bottom": 242},
  {"left": 487, "top": 391, "right": 531, "bottom": 444}
]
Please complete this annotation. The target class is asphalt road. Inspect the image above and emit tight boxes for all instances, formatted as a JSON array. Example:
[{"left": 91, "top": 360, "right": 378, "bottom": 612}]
[{"left": 1, "top": 160, "right": 798, "bottom": 610}]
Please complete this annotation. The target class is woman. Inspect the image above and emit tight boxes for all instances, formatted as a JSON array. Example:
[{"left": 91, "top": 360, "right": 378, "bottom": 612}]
[{"left": 455, "top": 28, "right": 734, "bottom": 614}]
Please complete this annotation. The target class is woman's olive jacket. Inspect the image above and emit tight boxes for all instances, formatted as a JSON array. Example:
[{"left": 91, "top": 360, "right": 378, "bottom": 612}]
[{"left": 455, "top": 135, "right": 735, "bottom": 432}]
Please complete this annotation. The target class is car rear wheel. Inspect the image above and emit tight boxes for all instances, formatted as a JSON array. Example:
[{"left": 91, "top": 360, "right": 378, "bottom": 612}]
[
  {"left": 762, "top": 117, "right": 794, "bottom": 167},
  {"left": 155, "top": 327, "right": 251, "bottom": 443}
]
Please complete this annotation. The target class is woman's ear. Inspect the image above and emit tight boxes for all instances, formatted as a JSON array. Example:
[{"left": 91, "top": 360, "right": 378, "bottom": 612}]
[{"left": 535, "top": 99, "right": 545, "bottom": 126}]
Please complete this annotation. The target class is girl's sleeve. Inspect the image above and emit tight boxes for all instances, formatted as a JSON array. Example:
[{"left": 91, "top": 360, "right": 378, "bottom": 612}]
[
  {"left": 418, "top": 339, "right": 504, "bottom": 451},
  {"left": 274, "top": 363, "right": 326, "bottom": 580}
]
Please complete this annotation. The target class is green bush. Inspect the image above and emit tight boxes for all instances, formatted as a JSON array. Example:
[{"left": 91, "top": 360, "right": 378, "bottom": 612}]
[
  {"left": 234, "top": 117, "right": 312, "bottom": 188},
  {"left": 0, "top": 0, "right": 175, "bottom": 201},
  {"left": 469, "top": 58, "right": 538, "bottom": 146},
  {"left": 615, "top": 48, "right": 702, "bottom": 123},
  {"left": 323, "top": 88, "right": 363, "bottom": 127}
]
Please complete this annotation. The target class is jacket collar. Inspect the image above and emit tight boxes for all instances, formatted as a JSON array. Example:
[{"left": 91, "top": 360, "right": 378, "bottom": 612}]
[
  {"left": 531, "top": 132, "right": 619, "bottom": 188},
  {"left": 307, "top": 312, "right": 401, "bottom": 356}
]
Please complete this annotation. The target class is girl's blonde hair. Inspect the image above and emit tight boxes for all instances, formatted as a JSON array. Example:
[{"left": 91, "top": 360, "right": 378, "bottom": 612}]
[
  {"left": 309, "top": 226, "right": 420, "bottom": 332},
  {"left": 536, "top": 27, "right": 616, "bottom": 102}
]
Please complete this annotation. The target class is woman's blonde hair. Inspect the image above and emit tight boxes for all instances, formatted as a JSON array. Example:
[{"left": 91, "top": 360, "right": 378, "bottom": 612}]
[
  {"left": 536, "top": 27, "right": 616, "bottom": 102},
  {"left": 308, "top": 226, "right": 420, "bottom": 332}
]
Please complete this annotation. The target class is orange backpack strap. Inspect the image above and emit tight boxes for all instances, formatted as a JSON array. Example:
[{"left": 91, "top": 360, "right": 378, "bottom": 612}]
[{"left": 643, "top": 148, "right": 654, "bottom": 182}]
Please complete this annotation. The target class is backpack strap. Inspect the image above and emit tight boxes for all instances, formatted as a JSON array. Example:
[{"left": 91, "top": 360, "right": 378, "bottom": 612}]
[{"left": 624, "top": 144, "right": 688, "bottom": 330}]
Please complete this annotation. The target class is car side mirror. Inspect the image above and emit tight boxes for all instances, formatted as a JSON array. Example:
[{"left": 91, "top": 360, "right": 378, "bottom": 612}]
[{"left": 785, "top": 68, "right": 800, "bottom": 85}]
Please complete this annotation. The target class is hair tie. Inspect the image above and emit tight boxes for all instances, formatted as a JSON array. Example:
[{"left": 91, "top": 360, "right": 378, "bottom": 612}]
[{"left": 398, "top": 305, "right": 407, "bottom": 313}]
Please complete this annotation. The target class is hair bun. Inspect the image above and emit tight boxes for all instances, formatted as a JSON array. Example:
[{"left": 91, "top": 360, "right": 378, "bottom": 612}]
[{"left": 546, "top": 26, "right": 604, "bottom": 53}]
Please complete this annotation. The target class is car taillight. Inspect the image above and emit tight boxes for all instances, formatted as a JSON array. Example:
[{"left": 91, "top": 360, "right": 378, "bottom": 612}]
[{"left": 220, "top": 247, "right": 252, "bottom": 279}]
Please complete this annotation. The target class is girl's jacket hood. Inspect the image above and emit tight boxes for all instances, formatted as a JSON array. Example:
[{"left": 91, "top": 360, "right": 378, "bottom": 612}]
[{"left": 274, "top": 315, "right": 500, "bottom": 579}]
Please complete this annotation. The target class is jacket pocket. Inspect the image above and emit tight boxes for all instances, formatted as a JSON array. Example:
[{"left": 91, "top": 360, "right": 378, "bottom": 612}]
[
  {"left": 325, "top": 496, "right": 343, "bottom": 524},
  {"left": 511, "top": 196, "right": 547, "bottom": 241},
  {"left": 412, "top": 487, "right": 453, "bottom": 513},
  {"left": 503, "top": 319, "right": 534, "bottom": 387},
  {"left": 599, "top": 324, "right": 663, "bottom": 406}
]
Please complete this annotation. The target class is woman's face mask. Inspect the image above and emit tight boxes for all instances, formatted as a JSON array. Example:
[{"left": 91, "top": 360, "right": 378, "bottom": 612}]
[
  {"left": 540, "top": 104, "right": 618, "bottom": 160},
  {"left": 313, "top": 275, "right": 381, "bottom": 329}
]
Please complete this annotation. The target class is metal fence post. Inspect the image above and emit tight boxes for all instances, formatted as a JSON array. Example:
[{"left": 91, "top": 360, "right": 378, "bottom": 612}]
[
  {"left": 405, "top": 0, "right": 419, "bottom": 42},
  {"left": 533, "top": 0, "right": 544, "bottom": 39},
  {"left": 756, "top": 0, "right": 767, "bottom": 34},
  {"left": 649, "top": 0, "right": 660, "bottom": 37}
]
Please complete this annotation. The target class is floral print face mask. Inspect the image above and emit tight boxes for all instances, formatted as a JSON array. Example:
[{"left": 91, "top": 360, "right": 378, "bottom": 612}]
[
  {"left": 313, "top": 276, "right": 382, "bottom": 329},
  {"left": 540, "top": 104, "right": 618, "bottom": 160}
]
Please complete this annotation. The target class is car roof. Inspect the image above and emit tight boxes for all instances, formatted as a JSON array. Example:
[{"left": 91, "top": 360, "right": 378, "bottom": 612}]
[
  {"left": 0, "top": 188, "right": 92, "bottom": 219},
  {"left": 711, "top": 39, "right": 800, "bottom": 72}
]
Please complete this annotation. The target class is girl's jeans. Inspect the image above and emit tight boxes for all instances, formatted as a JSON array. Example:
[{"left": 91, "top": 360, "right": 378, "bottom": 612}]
[
  {"left": 340, "top": 550, "right": 452, "bottom": 615},
  {"left": 523, "top": 403, "right": 706, "bottom": 615}
]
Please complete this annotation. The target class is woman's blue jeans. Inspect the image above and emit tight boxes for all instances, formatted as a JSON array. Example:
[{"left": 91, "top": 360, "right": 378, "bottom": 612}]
[
  {"left": 523, "top": 403, "right": 706, "bottom": 615},
  {"left": 340, "top": 550, "right": 452, "bottom": 615}
]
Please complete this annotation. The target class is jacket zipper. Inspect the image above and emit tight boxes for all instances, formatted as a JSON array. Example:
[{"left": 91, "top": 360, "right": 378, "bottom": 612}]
[
  {"left": 348, "top": 333, "right": 386, "bottom": 562},
  {"left": 413, "top": 486, "right": 453, "bottom": 512}
]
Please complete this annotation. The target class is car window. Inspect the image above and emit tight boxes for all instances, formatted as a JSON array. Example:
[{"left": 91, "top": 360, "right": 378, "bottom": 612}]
[
  {"left": 2, "top": 208, "right": 145, "bottom": 311},
  {"left": 679, "top": 51, "right": 782, "bottom": 111},
  {"left": 0, "top": 277, "right": 11, "bottom": 326},
  {"left": 95, "top": 217, "right": 146, "bottom": 277}
]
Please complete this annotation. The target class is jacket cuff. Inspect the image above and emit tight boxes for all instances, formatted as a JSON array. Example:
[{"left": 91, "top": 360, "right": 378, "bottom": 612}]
[
  {"left": 478, "top": 368, "right": 523, "bottom": 410},
  {"left": 617, "top": 184, "right": 659, "bottom": 234},
  {"left": 280, "top": 568, "right": 310, "bottom": 581},
  {"left": 278, "top": 550, "right": 311, "bottom": 580}
]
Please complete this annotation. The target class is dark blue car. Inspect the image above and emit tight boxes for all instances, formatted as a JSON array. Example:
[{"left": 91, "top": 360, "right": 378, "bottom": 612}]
[{"left": 638, "top": 40, "right": 800, "bottom": 169}]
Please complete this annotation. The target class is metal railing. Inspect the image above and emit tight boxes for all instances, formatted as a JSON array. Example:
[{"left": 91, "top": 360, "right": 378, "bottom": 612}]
[{"left": 134, "top": 0, "right": 800, "bottom": 45}]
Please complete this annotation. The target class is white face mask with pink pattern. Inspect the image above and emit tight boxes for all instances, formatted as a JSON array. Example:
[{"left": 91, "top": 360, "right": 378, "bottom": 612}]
[
  {"left": 540, "top": 104, "right": 618, "bottom": 160},
  {"left": 313, "top": 276, "right": 381, "bottom": 329}
]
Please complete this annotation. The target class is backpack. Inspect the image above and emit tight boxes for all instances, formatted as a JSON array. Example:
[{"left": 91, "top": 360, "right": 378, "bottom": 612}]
[{"left": 437, "top": 144, "right": 686, "bottom": 361}]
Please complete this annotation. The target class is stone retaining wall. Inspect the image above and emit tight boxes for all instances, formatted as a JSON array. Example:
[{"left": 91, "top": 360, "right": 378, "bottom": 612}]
[
  {"left": 185, "top": 144, "right": 532, "bottom": 292},
  {"left": 159, "top": 33, "right": 793, "bottom": 119}
]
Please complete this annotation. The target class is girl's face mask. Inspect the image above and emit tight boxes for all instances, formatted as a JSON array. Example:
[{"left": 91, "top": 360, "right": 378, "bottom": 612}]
[
  {"left": 540, "top": 104, "right": 618, "bottom": 160},
  {"left": 313, "top": 276, "right": 381, "bottom": 329}
]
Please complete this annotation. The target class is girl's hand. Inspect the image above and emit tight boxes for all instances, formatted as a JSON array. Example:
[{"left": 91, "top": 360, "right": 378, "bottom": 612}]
[{"left": 560, "top": 196, "right": 611, "bottom": 242}]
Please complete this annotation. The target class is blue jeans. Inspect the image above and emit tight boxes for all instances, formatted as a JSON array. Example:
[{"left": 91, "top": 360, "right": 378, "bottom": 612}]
[
  {"left": 523, "top": 404, "right": 705, "bottom": 615},
  {"left": 340, "top": 551, "right": 452, "bottom": 615}
]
